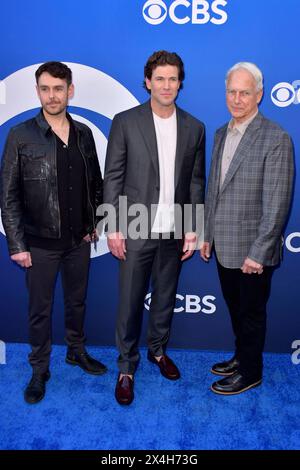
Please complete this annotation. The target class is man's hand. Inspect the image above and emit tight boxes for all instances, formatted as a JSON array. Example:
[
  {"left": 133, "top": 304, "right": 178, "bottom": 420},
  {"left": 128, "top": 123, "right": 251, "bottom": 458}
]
[
  {"left": 11, "top": 251, "right": 32, "bottom": 268},
  {"left": 200, "top": 242, "right": 211, "bottom": 262},
  {"left": 241, "top": 257, "right": 263, "bottom": 274},
  {"left": 181, "top": 232, "right": 197, "bottom": 261},
  {"left": 107, "top": 232, "right": 126, "bottom": 260},
  {"left": 83, "top": 229, "right": 99, "bottom": 243}
]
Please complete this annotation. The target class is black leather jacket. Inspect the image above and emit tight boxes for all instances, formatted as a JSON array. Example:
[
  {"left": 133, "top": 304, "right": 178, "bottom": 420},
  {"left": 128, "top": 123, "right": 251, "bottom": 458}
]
[{"left": 0, "top": 111, "right": 103, "bottom": 255}]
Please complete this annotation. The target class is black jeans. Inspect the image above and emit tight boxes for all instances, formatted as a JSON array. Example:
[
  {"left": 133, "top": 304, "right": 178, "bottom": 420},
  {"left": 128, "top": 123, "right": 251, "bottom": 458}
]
[
  {"left": 26, "top": 240, "right": 91, "bottom": 373},
  {"left": 216, "top": 259, "right": 274, "bottom": 380}
]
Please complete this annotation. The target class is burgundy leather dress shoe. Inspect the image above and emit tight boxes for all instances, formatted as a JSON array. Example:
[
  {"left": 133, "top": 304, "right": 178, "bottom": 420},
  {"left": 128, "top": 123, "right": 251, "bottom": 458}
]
[
  {"left": 115, "top": 374, "right": 134, "bottom": 405},
  {"left": 147, "top": 351, "right": 180, "bottom": 380}
]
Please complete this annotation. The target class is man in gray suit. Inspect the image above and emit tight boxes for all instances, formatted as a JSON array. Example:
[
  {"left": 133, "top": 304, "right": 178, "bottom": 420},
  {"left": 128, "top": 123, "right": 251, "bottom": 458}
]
[
  {"left": 104, "top": 50, "right": 205, "bottom": 405},
  {"left": 201, "top": 62, "right": 294, "bottom": 395}
]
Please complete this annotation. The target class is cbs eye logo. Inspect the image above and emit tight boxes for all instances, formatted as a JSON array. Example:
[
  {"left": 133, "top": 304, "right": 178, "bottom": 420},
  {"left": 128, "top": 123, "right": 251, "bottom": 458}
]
[
  {"left": 144, "top": 292, "right": 217, "bottom": 314},
  {"left": 143, "top": 0, "right": 168, "bottom": 25},
  {"left": 271, "top": 81, "right": 300, "bottom": 107},
  {"left": 285, "top": 232, "right": 300, "bottom": 253},
  {"left": 142, "top": 0, "right": 228, "bottom": 26}
]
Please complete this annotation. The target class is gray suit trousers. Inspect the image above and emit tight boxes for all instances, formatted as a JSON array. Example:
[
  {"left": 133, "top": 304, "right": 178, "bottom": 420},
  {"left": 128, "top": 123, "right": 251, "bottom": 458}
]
[{"left": 116, "top": 237, "right": 182, "bottom": 374}]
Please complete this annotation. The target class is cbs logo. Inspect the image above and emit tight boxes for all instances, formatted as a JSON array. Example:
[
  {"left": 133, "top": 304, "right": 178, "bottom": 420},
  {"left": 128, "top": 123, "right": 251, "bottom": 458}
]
[
  {"left": 144, "top": 293, "right": 217, "bottom": 314},
  {"left": 285, "top": 233, "right": 300, "bottom": 253},
  {"left": 142, "top": 0, "right": 228, "bottom": 26},
  {"left": 271, "top": 81, "right": 300, "bottom": 107}
]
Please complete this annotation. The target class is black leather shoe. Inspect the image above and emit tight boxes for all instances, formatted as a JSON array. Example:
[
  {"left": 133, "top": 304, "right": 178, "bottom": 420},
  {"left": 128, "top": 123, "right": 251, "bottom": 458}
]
[
  {"left": 147, "top": 350, "right": 180, "bottom": 380},
  {"left": 24, "top": 371, "right": 50, "bottom": 404},
  {"left": 115, "top": 374, "right": 134, "bottom": 405},
  {"left": 211, "top": 372, "right": 262, "bottom": 395},
  {"left": 66, "top": 351, "right": 107, "bottom": 375},
  {"left": 211, "top": 356, "right": 240, "bottom": 376}
]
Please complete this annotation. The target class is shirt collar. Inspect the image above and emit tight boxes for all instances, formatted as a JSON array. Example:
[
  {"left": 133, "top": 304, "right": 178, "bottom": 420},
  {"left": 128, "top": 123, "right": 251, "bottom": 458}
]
[{"left": 227, "top": 110, "right": 258, "bottom": 135}]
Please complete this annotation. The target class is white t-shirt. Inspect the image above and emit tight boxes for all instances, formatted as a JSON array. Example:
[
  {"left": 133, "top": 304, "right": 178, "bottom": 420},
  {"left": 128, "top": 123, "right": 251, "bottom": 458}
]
[{"left": 151, "top": 110, "right": 177, "bottom": 233}]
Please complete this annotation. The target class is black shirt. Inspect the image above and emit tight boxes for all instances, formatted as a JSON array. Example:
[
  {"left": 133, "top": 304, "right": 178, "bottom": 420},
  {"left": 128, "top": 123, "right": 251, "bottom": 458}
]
[{"left": 27, "top": 121, "right": 87, "bottom": 250}]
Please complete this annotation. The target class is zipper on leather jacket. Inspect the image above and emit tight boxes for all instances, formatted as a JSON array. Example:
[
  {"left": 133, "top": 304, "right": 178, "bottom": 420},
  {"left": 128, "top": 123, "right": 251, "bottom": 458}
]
[{"left": 77, "top": 133, "right": 96, "bottom": 234}]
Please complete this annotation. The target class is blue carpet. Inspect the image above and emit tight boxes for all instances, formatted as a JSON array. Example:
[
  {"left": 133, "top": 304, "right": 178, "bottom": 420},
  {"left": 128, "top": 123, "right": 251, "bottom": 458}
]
[{"left": 0, "top": 343, "right": 299, "bottom": 450}]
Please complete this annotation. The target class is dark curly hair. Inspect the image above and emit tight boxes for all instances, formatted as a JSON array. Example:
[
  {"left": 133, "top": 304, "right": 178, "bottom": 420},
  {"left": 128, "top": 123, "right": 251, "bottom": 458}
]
[
  {"left": 35, "top": 61, "right": 72, "bottom": 87},
  {"left": 143, "top": 50, "right": 185, "bottom": 94}
]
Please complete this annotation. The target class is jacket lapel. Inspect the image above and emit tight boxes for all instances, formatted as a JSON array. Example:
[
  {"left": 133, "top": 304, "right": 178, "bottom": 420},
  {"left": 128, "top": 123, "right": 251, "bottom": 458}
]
[
  {"left": 219, "top": 113, "right": 263, "bottom": 196},
  {"left": 175, "top": 106, "right": 190, "bottom": 188},
  {"left": 136, "top": 102, "right": 191, "bottom": 189},
  {"left": 137, "top": 101, "right": 159, "bottom": 184},
  {"left": 212, "top": 126, "right": 227, "bottom": 198}
]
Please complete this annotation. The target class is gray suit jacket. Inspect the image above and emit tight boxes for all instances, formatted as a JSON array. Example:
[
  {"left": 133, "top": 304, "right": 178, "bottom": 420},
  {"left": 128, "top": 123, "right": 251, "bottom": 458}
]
[
  {"left": 204, "top": 112, "right": 294, "bottom": 268},
  {"left": 103, "top": 100, "right": 205, "bottom": 250}
]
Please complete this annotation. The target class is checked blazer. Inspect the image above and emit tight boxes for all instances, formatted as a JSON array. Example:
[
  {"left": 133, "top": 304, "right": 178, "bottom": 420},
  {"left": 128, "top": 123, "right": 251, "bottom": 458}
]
[{"left": 204, "top": 112, "right": 294, "bottom": 268}]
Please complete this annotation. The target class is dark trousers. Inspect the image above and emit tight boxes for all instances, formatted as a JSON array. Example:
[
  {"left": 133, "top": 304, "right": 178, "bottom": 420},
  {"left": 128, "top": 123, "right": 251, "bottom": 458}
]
[
  {"left": 26, "top": 240, "right": 91, "bottom": 373},
  {"left": 216, "top": 259, "right": 274, "bottom": 380},
  {"left": 116, "top": 237, "right": 182, "bottom": 374}
]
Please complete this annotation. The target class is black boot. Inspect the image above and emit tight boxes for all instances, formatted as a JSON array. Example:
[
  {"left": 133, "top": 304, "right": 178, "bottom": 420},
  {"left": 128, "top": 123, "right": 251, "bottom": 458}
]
[
  {"left": 211, "top": 356, "right": 240, "bottom": 376},
  {"left": 66, "top": 350, "right": 107, "bottom": 375},
  {"left": 24, "top": 371, "right": 50, "bottom": 404}
]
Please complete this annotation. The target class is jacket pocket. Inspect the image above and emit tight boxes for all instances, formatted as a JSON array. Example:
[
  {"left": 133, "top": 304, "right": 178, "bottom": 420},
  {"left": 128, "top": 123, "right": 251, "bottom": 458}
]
[{"left": 21, "top": 151, "right": 47, "bottom": 181}]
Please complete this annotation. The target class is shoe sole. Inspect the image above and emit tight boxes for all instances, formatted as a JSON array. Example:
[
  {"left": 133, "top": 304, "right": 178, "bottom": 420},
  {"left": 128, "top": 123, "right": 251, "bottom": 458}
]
[
  {"left": 160, "top": 372, "right": 180, "bottom": 380},
  {"left": 24, "top": 394, "right": 45, "bottom": 405},
  {"left": 210, "top": 368, "right": 237, "bottom": 376},
  {"left": 210, "top": 379, "right": 262, "bottom": 395},
  {"left": 115, "top": 395, "right": 134, "bottom": 406},
  {"left": 65, "top": 358, "right": 107, "bottom": 375}
]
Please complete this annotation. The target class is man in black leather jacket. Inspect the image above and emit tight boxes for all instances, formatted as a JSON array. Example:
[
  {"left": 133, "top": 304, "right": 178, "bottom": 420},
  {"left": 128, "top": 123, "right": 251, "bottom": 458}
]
[{"left": 0, "top": 61, "right": 107, "bottom": 404}]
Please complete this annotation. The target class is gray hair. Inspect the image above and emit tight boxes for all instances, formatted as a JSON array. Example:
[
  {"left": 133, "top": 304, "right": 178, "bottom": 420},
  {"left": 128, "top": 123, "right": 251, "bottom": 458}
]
[{"left": 226, "top": 62, "right": 263, "bottom": 91}]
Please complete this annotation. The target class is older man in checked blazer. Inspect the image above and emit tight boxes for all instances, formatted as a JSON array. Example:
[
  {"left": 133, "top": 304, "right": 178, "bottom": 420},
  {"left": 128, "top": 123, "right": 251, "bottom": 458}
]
[{"left": 201, "top": 62, "right": 294, "bottom": 395}]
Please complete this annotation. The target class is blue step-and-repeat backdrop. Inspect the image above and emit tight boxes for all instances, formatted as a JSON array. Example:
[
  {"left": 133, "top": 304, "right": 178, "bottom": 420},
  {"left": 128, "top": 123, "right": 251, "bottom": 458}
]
[{"left": 0, "top": 1, "right": 299, "bottom": 353}]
